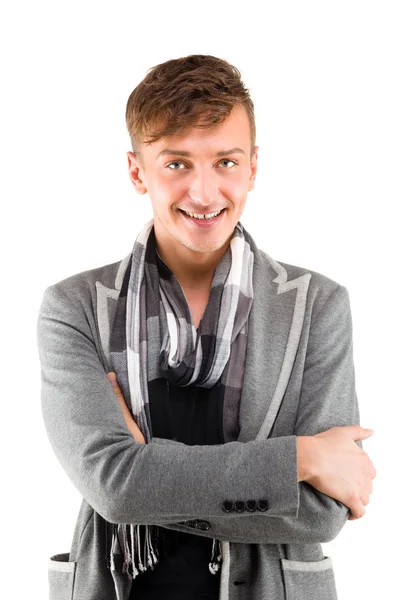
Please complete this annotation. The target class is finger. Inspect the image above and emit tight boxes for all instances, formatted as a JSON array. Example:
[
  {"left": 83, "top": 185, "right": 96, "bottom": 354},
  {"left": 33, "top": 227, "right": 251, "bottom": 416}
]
[
  {"left": 348, "top": 512, "right": 364, "bottom": 521},
  {"left": 107, "top": 372, "right": 122, "bottom": 392},
  {"left": 130, "top": 421, "right": 146, "bottom": 444},
  {"left": 348, "top": 425, "right": 374, "bottom": 441},
  {"left": 367, "top": 466, "right": 375, "bottom": 488},
  {"left": 107, "top": 371, "right": 117, "bottom": 384},
  {"left": 106, "top": 372, "right": 126, "bottom": 405},
  {"left": 348, "top": 500, "right": 366, "bottom": 520}
]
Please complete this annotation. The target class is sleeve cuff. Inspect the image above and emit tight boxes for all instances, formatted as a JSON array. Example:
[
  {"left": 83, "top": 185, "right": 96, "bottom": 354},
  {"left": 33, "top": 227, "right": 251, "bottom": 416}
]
[{"left": 262, "top": 435, "right": 300, "bottom": 518}]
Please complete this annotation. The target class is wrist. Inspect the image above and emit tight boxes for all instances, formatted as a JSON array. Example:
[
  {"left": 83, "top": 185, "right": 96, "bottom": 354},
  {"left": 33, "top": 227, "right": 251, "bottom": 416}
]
[{"left": 296, "top": 436, "right": 316, "bottom": 482}]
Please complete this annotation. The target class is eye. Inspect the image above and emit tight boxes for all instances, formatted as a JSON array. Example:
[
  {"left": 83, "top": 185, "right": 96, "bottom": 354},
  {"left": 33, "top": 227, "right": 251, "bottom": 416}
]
[
  {"left": 166, "top": 161, "right": 186, "bottom": 170},
  {"left": 218, "top": 159, "right": 237, "bottom": 168}
]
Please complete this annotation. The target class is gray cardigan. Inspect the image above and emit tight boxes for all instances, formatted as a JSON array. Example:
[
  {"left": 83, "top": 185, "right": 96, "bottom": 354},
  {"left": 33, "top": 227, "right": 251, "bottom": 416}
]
[{"left": 37, "top": 243, "right": 361, "bottom": 600}]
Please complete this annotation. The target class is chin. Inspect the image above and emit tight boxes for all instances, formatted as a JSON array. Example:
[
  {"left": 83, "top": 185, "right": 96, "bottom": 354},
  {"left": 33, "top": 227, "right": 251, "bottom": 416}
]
[{"left": 180, "top": 237, "right": 229, "bottom": 254}]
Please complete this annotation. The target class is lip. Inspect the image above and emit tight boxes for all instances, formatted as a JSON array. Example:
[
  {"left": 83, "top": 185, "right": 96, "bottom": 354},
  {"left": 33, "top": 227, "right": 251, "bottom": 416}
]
[{"left": 178, "top": 208, "right": 226, "bottom": 229}]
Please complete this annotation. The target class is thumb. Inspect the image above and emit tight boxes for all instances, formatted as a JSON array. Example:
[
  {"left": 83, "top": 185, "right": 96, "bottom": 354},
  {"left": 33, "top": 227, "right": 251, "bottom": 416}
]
[
  {"left": 107, "top": 372, "right": 118, "bottom": 385},
  {"left": 347, "top": 425, "right": 374, "bottom": 441}
]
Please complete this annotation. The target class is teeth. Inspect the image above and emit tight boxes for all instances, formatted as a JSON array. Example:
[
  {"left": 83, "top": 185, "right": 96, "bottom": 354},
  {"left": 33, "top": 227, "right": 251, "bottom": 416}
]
[{"left": 184, "top": 210, "right": 223, "bottom": 220}]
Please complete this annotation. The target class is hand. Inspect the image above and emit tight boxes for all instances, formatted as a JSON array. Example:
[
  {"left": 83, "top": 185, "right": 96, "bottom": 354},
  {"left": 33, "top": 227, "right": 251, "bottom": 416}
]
[
  {"left": 107, "top": 372, "right": 146, "bottom": 444},
  {"left": 297, "top": 425, "right": 376, "bottom": 520}
]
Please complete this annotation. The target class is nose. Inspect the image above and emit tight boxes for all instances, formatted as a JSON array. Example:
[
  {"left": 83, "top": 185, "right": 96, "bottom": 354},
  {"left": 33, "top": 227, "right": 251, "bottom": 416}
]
[{"left": 188, "top": 167, "right": 219, "bottom": 207}]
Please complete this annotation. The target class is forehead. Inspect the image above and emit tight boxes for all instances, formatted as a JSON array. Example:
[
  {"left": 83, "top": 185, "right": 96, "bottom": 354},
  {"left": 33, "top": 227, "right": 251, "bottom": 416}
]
[{"left": 142, "top": 105, "right": 252, "bottom": 158}]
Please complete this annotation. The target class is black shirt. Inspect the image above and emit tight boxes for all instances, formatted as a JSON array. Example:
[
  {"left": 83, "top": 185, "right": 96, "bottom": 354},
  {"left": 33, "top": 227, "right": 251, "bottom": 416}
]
[{"left": 128, "top": 382, "right": 223, "bottom": 600}]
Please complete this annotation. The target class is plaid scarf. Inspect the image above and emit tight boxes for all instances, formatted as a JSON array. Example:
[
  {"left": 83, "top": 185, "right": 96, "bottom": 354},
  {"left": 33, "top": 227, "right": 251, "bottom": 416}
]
[{"left": 107, "top": 219, "right": 254, "bottom": 580}]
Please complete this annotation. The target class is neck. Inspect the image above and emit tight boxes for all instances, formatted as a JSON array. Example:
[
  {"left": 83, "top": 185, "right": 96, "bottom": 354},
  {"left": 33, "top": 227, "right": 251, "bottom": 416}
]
[{"left": 156, "top": 239, "right": 230, "bottom": 291}]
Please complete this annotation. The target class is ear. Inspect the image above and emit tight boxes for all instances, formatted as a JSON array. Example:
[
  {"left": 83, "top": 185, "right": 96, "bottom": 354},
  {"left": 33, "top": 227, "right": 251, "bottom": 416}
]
[
  {"left": 127, "top": 151, "right": 148, "bottom": 195},
  {"left": 248, "top": 145, "right": 259, "bottom": 191}
]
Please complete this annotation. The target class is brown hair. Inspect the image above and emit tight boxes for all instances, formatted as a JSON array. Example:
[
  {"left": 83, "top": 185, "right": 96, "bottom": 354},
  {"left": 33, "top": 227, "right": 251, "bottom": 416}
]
[{"left": 125, "top": 54, "right": 256, "bottom": 156}]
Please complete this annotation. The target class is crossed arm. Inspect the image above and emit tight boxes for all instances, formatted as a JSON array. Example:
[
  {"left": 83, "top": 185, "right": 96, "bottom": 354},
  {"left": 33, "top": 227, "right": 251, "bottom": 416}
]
[
  {"left": 37, "top": 282, "right": 372, "bottom": 547},
  {"left": 106, "top": 283, "right": 373, "bottom": 544}
]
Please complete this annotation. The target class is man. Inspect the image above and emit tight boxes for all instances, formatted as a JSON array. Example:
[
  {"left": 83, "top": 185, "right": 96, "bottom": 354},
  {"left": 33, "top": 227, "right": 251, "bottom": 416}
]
[{"left": 37, "top": 55, "right": 376, "bottom": 600}]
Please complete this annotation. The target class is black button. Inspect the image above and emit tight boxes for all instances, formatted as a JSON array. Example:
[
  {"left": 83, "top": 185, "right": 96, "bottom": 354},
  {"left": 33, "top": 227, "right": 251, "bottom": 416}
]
[
  {"left": 222, "top": 500, "right": 234, "bottom": 512},
  {"left": 245, "top": 500, "right": 257, "bottom": 512},
  {"left": 257, "top": 499, "right": 269, "bottom": 512},
  {"left": 197, "top": 520, "right": 211, "bottom": 531},
  {"left": 186, "top": 520, "right": 198, "bottom": 527},
  {"left": 233, "top": 580, "right": 247, "bottom": 586},
  {"left": 234, "top": 500, "right": 246, "bottom": 512}
]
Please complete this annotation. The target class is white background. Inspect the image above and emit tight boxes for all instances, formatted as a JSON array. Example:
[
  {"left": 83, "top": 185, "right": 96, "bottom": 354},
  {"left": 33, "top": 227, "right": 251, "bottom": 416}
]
[{"left": 1, "top": 1, "right": 398, "bottom": 597}]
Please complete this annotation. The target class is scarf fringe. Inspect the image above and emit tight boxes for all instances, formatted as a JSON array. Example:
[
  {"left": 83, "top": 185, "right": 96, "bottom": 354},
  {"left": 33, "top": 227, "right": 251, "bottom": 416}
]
[
  {"left": 209, "top": 536, "right": 223, "bottom": 574},
  {"left": 108, "top": 523, "right": 222, "bottom": 580}
]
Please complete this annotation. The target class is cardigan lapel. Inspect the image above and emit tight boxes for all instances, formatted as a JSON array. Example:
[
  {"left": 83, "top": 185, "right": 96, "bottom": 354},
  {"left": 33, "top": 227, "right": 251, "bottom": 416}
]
[
  {"left": 95, "top": 247, "right": 312, "bottom": 444},
  {"left": 238, "top": 248, "right": 311, "bottom": 443},
  {"left": 95, "top": 252, "right": 131, "bottom": 372}
]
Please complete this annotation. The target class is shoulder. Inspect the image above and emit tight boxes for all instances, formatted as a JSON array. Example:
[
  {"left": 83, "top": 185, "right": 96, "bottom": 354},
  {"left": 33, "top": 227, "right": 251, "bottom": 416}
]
[
  {"left": 259, "top": 250, "right": 350, "bottom": 315},
  {"left": 39, "top": 255, "right": 128, "bottom": 315}
]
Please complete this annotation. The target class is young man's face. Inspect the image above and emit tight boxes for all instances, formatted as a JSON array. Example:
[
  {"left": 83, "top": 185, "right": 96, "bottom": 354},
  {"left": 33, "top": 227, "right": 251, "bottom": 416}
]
[{"left": 127, "top": 104, "right": 258, "bottom": 259}]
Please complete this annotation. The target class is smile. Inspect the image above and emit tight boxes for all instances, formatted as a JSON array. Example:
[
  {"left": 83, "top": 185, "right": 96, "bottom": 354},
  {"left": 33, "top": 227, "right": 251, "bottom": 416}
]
[
  {"left": 179, "top": 208, "right": 226, "bottom": 228},
  {"left": 181, "top": 209, "right": 224, "bottom": 220}
]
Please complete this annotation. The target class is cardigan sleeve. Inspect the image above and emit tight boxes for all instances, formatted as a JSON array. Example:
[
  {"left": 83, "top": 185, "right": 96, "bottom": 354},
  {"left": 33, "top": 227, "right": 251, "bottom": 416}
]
[
  {"left": 152, "top": 284, "right": 363, "bottom": 544},
  {"left": 37, "top": 283, "right": 300, "bottom": 525}
]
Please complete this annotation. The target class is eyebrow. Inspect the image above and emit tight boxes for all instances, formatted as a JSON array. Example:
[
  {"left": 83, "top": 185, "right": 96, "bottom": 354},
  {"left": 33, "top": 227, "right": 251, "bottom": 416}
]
[{"left": 157, "top": 147, "right": 246, "bottom": 159}]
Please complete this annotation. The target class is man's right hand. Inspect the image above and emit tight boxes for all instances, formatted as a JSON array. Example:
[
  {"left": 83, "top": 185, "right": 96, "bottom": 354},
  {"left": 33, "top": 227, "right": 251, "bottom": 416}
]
[{"left": 297, "top": 425, "right": 376, "bottom": 520}]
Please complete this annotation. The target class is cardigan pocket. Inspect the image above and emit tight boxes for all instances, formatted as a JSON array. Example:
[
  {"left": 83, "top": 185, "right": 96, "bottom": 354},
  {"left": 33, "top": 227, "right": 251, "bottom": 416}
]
[
  {"left": 281, "top": 556, "right": 337, "bottom": 600},
  {"left": 48, "top": 552, "right": 76, "bottom": 600}
]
